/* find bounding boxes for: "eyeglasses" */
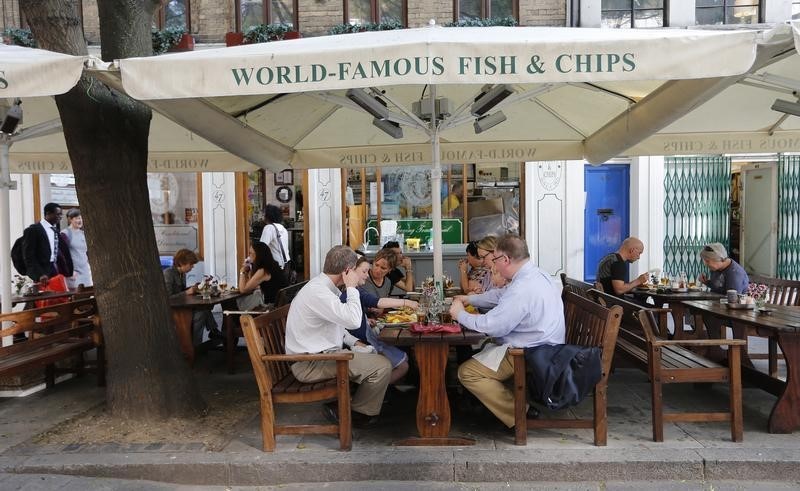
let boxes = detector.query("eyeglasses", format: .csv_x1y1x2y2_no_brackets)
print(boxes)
477,249,493,260
491,254,508,263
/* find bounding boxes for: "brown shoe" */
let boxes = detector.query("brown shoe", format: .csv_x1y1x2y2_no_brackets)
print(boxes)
351,411,380,429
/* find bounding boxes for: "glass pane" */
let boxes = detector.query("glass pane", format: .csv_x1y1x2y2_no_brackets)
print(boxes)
164,0,188,29
601,11,632,28
696,7,724,24
241,0,264,30
348,0,372,24
793,2,800,20
634,0,663,8
602,0,631,9
459,0,481,20
726,6,758,24
696,0,723,7
270,0,294,28
633,9,663,27
379,0,403,23
732,0,758,6
490,0,513,18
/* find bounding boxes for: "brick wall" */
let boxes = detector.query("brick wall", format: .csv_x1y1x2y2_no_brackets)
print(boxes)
298,0,344,37
82,0,100,45
408,1,453,28
192,0,233,43
519,0,567,26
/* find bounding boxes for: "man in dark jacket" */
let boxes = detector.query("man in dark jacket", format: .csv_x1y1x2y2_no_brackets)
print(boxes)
22,202,72,283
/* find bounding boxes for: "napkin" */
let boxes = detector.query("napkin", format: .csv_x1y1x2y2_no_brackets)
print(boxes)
409,322,462,334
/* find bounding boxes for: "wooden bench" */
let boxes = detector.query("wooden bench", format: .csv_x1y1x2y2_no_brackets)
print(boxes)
241,305,353,451
275,280,309,307
510,291,622,446
589,289,744,442
559,273,595,300
747,274,800,377
0,298,105,388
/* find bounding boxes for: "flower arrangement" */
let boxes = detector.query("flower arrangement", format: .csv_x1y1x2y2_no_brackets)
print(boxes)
746,283,769,308
13,274,32,295
196,275,219,297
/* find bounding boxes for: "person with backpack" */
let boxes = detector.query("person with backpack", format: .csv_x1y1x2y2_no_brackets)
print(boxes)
18,203,73,284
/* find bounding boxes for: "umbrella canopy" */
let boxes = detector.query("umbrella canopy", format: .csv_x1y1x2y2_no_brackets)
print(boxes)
99,24,795,279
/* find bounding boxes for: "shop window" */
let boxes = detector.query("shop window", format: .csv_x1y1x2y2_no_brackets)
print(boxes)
455,0,518,21
793,1,800,20
155,0,191,30
696,0,760,25
601,0,665,28
238,0,298,32
344,0,407,25
147,173,202,255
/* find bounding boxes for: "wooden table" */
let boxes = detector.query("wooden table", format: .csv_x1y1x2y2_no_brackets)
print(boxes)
683,300,800,433
10,287,94,307
169,291,244,365
379,325,486,446
629,288,723,339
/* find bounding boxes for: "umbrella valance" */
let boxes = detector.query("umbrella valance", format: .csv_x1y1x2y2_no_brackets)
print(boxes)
117,26,759,100
0,44,86,97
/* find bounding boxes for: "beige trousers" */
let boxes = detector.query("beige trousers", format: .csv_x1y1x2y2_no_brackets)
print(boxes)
291,351,392,416
458,350,517,428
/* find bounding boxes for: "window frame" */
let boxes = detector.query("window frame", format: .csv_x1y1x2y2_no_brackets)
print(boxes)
453,0,519,22
792,0,800,19
600,0,668,28
343,0,408,25
236,0,300,32
695,0,762,25
155,0,192,31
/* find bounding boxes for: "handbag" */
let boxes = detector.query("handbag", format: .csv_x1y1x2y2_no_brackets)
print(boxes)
236,288,265,311
272,224,298,284
35,274,70,308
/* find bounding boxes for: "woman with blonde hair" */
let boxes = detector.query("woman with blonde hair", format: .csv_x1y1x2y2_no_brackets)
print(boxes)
475,235,498,292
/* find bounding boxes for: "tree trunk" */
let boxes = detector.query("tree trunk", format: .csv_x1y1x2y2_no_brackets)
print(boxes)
21,0,206,419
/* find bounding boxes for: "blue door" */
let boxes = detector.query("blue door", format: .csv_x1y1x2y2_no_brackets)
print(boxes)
584,165,630,283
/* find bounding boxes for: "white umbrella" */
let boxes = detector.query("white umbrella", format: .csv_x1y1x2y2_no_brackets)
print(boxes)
0,44,87,334
100,24,785,280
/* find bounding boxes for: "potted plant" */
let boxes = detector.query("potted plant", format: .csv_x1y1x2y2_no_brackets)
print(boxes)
3,27,36,47
151,26,192,55
443,17,518,27
225,31,245,46
328,20,403,35
243,23,293,44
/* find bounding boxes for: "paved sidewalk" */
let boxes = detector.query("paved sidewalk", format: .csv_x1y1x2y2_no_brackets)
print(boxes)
1,346,800,487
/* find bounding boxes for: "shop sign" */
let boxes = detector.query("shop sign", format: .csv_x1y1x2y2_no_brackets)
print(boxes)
154,224,198,254
366,218,462,245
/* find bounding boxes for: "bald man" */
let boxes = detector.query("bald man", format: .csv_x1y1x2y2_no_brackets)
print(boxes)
595,237,649,296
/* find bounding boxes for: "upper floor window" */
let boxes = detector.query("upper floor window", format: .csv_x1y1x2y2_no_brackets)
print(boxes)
601,0,665,28
455,0,518,21
696,0,761,25
345,0,407,25
238,0,298,31
155,0,191,30
793,0,800,20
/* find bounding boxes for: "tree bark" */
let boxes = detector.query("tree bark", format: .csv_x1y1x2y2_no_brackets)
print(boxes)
21,0,206,419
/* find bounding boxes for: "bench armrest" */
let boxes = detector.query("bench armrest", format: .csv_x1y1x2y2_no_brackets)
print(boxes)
651,338,747,348
508,348,524,356
262,352,354,363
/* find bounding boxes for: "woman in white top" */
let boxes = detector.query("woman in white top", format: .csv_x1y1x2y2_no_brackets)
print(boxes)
63,208,92,288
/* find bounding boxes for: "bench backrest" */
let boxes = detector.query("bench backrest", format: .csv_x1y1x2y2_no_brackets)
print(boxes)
275,281,309,307
560,273,595,300
562,291,623,378
587,289,670,342
0,298,100,357
749,274,800,307
241,305,291,394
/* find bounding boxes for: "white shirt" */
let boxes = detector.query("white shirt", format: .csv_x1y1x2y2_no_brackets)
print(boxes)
259,222,290,267
40,219,57,262
285,273,362,354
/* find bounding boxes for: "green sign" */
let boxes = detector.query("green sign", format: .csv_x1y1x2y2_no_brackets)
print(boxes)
365,219,462,245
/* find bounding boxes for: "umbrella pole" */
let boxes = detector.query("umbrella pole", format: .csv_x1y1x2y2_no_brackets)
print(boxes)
430,85,443,282
1,140,12,345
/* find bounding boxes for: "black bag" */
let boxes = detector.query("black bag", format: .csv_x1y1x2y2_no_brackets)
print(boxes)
11,234,26,275
524,344,602,410
272,224,297,284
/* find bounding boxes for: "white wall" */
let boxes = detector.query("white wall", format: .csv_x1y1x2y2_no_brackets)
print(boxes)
764,0,793,22
526,160,567,277
564,160,586,280
201,172,238,285
307,169,343,277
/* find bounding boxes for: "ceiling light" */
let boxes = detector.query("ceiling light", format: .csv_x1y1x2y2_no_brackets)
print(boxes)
771,99,800,117
372,117,403,139
346,88,391,119
0,98,22,134
471,84,513,117
473,111,507,134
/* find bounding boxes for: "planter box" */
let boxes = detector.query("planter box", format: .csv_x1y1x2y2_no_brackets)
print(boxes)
284,31,301,40
169,33,195,52
225,31,245,47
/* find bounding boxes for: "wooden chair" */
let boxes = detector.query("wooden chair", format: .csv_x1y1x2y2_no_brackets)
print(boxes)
275,280,309,307
559,273,595,300
748,274,800,377
510,291,622,446
240,306,353,451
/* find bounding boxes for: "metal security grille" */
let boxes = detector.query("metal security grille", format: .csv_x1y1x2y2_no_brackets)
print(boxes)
778,155,800,280
663,156,731,280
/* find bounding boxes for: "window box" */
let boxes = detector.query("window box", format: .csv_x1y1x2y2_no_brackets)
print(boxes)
168,33,194,52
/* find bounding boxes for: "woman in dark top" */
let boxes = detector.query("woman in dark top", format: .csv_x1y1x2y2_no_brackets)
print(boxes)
163,248,219,345
239,240,288,305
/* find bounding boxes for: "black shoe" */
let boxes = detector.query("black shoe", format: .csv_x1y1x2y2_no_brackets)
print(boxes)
208,328,224,340
322,402,339,425
526,405,540,420
351,411,380,429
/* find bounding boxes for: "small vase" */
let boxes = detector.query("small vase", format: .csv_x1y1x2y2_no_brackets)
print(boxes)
755,298,766,311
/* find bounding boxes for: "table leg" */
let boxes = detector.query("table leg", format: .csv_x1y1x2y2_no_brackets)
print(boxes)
769,332,800,433
669,303,690,339
394,342,474,446
171,308,195,365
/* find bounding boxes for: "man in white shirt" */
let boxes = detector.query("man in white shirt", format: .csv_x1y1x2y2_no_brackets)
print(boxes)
286,245,392,428
259,204,290,267
449,234,565,429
